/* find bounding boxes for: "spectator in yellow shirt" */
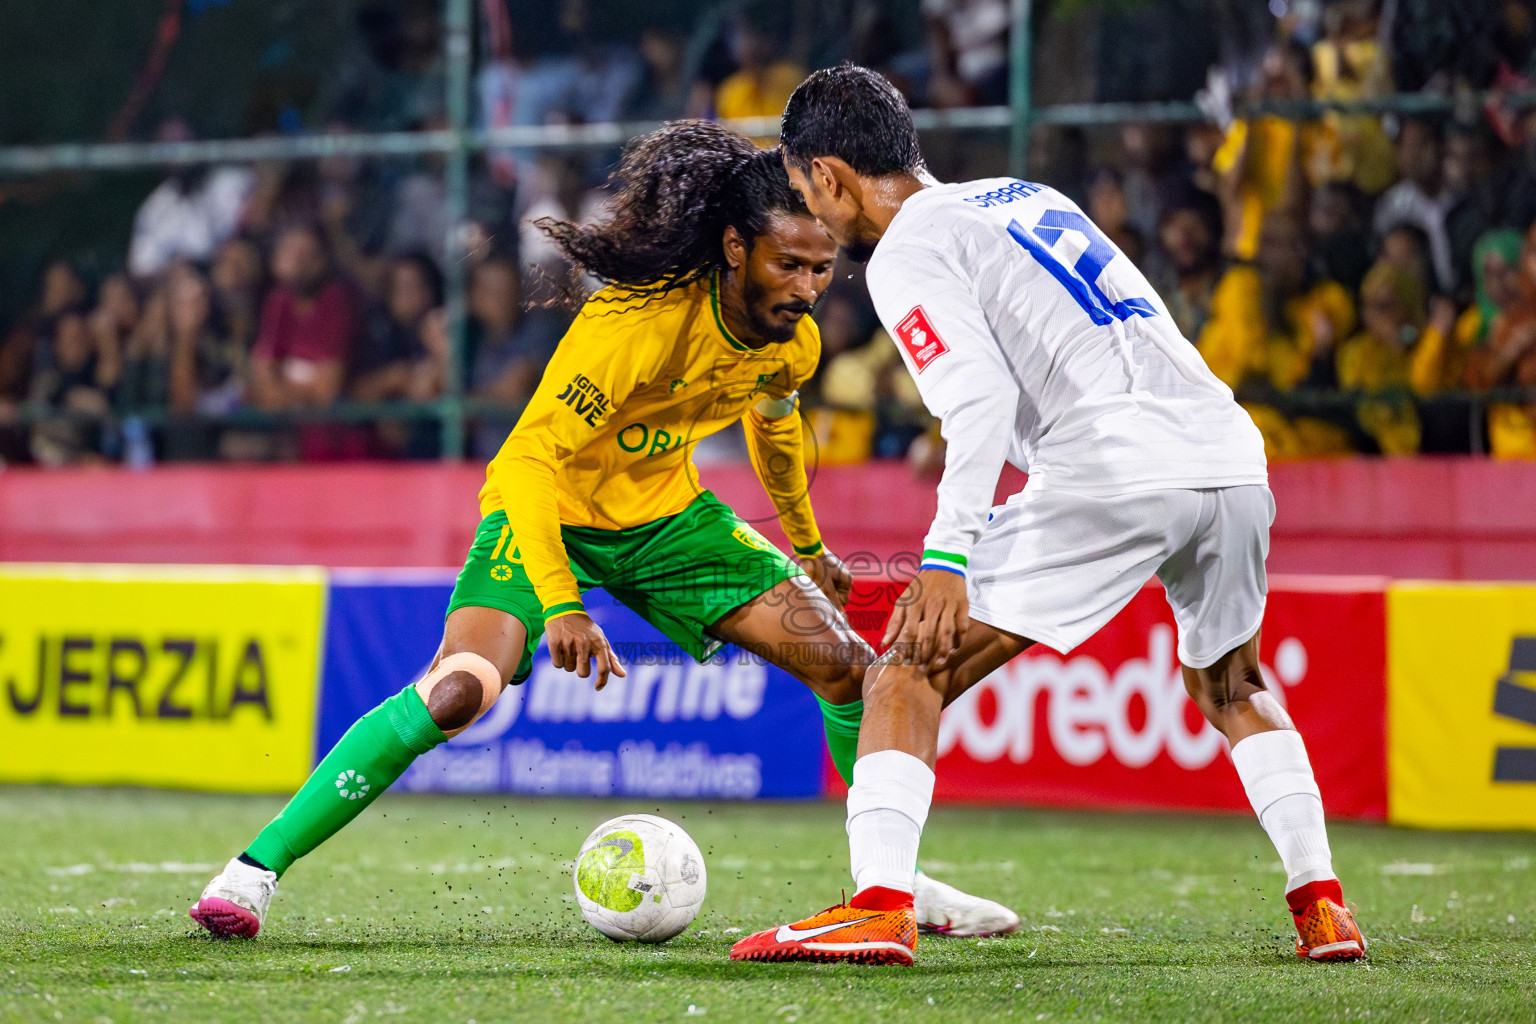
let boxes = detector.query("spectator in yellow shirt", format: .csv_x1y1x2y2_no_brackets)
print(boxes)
1409,230,1521,405
1210,43,1324,261
1197,214,1357,460
1307,3,1396,196
1198,214,1355,395
1336,261,1448,455
1470,225,1536,458
714,12,805,140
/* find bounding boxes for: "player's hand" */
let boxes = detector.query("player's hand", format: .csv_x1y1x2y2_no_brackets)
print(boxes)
545,613,627,690
796,549,853,610
882,568,969,669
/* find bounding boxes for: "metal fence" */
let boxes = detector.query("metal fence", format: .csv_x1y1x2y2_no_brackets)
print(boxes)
2,0,1533,459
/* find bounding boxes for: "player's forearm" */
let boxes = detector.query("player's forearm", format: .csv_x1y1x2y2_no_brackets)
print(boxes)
921,393,1014,574
491,444,585,618
745,404,824,558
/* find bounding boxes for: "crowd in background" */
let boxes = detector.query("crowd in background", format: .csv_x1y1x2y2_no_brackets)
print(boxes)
4,0,1536,467
0,164,569,465
1093,0,1536,462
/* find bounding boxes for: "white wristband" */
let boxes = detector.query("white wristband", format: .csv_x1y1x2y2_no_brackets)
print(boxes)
754,390,798,419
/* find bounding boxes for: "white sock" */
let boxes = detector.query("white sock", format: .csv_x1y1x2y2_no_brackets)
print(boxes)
846,750,935,895
1231,730,1336,893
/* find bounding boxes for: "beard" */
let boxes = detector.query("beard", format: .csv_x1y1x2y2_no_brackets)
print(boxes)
742,271,813,344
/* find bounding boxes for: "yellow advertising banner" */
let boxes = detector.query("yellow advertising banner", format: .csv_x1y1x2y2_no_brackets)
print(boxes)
1388,583,1536,829
0,564,326,792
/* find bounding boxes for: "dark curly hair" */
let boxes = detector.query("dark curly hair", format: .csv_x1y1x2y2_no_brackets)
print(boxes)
535,120,808,303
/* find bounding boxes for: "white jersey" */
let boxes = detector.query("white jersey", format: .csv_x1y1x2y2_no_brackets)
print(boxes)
864,177,1267,573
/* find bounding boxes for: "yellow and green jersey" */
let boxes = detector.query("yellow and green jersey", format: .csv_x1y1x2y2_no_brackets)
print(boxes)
479,274,825,620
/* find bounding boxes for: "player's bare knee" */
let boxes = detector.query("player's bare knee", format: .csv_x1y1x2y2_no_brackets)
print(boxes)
414,651,504,734
425,670,485,731
811,657,863,705
862,652,941,703
841,641,877,691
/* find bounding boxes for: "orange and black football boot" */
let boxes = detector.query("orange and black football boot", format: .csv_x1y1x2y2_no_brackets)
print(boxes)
1289,879,1366,961
730,887,917,965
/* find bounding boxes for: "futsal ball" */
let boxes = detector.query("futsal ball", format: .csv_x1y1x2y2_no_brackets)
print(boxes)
573,813,707,942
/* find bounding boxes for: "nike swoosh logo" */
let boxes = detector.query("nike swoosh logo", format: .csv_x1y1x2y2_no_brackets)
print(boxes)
774,915,881,943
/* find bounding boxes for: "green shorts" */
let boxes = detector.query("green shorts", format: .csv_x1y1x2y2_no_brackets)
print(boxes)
447,490,805,683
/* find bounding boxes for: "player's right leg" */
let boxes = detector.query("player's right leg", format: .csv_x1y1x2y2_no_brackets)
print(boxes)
734,488,1195,966
708,572,1022,937
620,491,1019,938
730,621,1030,964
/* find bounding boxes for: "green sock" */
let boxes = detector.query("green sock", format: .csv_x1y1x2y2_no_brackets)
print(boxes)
816,695,864,787
245,686,445,877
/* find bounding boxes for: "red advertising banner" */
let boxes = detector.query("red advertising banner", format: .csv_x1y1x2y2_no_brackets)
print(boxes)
833,577,1388,820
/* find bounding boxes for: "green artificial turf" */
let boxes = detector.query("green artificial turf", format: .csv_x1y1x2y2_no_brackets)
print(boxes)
3,786,1533,1023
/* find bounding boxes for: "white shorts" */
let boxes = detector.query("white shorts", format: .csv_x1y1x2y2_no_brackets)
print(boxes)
966,485,1274,669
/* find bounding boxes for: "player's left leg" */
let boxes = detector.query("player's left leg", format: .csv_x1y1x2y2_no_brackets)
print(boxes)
192,507,555,939
1166,485,1364,961
708,574,1021,938
190,607,524,938
706,573,865,774
240,610,518,873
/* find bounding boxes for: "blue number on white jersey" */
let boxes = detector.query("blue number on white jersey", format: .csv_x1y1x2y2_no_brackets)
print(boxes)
1007,210,1157,326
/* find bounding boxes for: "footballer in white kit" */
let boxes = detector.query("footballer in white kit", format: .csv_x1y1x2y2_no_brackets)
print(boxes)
867,172,1273,668
730,64,1367,967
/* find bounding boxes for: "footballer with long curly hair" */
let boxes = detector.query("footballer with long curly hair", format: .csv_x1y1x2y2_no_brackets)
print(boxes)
188,120,1018,941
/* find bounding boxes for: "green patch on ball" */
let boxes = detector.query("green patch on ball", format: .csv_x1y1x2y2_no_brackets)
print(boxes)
575,830,646,912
